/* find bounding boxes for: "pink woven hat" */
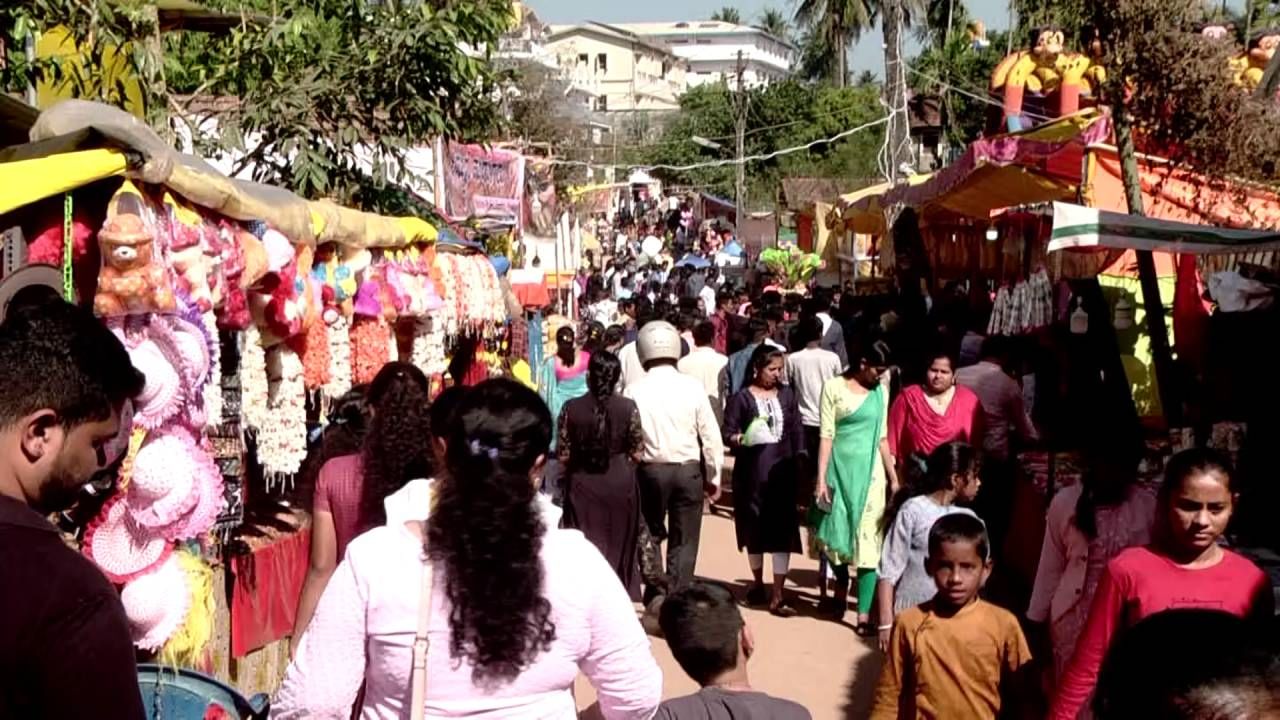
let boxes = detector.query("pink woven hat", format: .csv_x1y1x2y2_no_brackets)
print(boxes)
127,427,225,541
126,432,199,536
121,554,190,651
83,495,172,584
126,336,185,430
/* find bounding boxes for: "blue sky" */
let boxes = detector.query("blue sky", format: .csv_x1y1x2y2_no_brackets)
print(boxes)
526,0,1014,76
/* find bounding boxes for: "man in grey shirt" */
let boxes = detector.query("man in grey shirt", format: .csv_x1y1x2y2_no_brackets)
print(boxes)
657,583,812,720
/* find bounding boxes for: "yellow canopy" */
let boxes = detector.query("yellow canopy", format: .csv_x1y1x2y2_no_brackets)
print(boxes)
0,148,128,215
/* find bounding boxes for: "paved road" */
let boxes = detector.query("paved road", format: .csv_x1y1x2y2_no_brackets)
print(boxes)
576,502,884,719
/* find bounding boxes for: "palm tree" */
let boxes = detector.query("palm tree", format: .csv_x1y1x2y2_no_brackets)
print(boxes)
794,0,878,86
755,7,791,40
711,7,743,24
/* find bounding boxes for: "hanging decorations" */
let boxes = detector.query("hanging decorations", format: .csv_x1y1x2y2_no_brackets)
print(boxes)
260,344,307,482
987,268,1054,336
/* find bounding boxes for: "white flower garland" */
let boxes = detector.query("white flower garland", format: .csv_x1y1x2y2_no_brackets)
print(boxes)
323,315,352,408
240,324,268,432
261,344,306,484
201,310,223,429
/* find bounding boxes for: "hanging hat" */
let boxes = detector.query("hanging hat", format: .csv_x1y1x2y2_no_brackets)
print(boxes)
127,433,199,533
126,337,184,430
162,315,213,389
127,429,224,540
83,495,172,584
121,554,191,651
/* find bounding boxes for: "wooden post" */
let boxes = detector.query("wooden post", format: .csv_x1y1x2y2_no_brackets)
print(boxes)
1112,107,1182,427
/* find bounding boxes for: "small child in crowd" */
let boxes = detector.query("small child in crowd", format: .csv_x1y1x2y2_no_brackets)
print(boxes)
657,583,812,719
872,513,1033,720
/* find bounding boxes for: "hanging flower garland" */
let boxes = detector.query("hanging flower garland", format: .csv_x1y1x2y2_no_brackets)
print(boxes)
240,324,268,432
323,315,352,406
260,344,306,483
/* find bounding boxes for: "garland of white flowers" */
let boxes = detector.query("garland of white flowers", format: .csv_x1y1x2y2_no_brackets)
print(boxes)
322,315,352,411
201,310,223,429
261,344,306,485
240,324,268,433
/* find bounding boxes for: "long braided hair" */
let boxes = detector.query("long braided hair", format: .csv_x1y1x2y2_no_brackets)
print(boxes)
579,350,622,474
357,362,432,530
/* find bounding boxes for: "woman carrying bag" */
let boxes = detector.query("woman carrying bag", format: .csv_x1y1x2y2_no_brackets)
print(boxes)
274,379,662,719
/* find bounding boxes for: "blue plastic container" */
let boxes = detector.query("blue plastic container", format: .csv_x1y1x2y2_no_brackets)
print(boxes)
136,664,269,720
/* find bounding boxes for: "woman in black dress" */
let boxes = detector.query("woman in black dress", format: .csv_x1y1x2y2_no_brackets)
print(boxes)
557,350,644,600
723,344,805,616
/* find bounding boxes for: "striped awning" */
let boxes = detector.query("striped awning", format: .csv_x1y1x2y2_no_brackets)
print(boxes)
1048,201,1280,255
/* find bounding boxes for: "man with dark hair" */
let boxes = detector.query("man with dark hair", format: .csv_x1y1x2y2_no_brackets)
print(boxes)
679,321,730,427
802,292,848,368
727,317,786,395
657,583,811,719
785,315,842,503
955,334,1037,551
0,298,146,718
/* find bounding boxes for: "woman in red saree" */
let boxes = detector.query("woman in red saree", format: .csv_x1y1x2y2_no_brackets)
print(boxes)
886,348,983,477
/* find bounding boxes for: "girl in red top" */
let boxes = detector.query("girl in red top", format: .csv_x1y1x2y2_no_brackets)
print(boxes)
1049,448,1274,719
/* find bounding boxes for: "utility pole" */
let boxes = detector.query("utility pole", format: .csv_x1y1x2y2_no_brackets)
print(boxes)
731,50,748,227
882,0,911,182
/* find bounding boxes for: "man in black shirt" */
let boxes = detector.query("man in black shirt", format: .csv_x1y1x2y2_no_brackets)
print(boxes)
0,297,146,719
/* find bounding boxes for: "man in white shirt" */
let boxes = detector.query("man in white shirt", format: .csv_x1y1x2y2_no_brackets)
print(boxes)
784,317,843,494
625,320,724,599
678,321,730,427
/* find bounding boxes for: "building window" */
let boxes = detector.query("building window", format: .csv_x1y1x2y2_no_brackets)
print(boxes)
577,53,588,65
595,96,608,111
596,53,608,72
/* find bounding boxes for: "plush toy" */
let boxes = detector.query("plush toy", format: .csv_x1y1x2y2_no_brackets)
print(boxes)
1236,29,1280,91
990,27,1068,132
94,181,176,317
215,222,251,331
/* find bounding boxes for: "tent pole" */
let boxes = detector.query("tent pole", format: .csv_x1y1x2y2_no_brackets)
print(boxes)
1113,107,1181,427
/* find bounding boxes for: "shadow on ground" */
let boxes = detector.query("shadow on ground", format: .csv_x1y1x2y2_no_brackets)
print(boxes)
841,645,884,719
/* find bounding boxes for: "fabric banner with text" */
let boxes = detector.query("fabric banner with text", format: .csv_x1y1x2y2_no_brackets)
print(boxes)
443,142,526,230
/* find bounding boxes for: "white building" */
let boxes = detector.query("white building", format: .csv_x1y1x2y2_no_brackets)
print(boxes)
545,22,689,112
613,21,795,90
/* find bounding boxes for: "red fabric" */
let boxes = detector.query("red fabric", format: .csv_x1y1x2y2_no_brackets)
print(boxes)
230,529,311,658
1172,253,1210,374
1049,546,1271,720
886,384,983,459
511,282,549,308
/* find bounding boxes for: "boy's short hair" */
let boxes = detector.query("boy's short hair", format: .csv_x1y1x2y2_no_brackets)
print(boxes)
658,583,743,686
927,513,990,561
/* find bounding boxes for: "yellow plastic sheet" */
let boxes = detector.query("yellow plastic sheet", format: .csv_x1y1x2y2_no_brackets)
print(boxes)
0,148,128,216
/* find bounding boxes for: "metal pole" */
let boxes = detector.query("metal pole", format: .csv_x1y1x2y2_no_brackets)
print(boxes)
733,50,747,228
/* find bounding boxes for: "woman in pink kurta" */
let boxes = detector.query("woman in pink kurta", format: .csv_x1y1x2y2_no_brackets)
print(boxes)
886,350,983,463
274,379,662,720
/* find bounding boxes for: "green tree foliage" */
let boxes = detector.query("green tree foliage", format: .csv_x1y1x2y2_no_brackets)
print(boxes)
908,29,1009,145
636,81,885,207
2,0,513,213
755,8,791,40
794,0,878,86
711,7,743,24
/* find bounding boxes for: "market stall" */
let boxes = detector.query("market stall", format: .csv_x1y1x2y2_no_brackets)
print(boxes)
0,98,514,701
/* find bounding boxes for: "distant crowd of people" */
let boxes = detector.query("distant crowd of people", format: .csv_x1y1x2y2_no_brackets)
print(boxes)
0,277,1276,719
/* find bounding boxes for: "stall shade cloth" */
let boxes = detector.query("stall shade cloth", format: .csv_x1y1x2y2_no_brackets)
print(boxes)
0,148,128,215
1048,202,1280,255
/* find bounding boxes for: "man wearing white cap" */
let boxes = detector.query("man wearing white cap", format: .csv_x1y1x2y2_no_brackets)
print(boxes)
625,320,724,601
0,292,146,719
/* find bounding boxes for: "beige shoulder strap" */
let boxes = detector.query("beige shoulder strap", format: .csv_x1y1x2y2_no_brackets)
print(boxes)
409,556,434,720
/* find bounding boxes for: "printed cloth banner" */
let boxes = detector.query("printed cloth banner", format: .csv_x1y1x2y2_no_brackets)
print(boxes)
443,142,526,230
1048,201,1280,255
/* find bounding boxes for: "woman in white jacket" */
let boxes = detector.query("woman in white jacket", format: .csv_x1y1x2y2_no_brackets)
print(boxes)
275,380,662,719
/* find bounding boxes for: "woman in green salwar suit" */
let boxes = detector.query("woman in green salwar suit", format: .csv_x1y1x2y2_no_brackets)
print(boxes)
811,340,899,629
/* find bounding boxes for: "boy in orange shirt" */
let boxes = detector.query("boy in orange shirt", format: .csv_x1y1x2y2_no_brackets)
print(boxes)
872,514,1033,720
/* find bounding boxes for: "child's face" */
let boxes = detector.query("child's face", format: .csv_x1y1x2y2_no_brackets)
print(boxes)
1164,470,1234,556
926,539,991,608
953,470,982,503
